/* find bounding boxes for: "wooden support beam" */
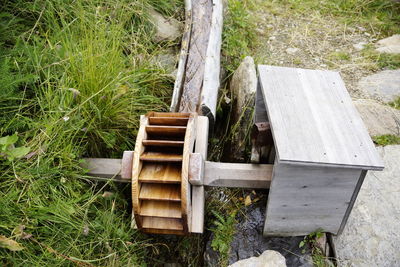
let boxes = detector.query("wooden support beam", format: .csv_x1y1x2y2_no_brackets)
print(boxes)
82,158,272,189
203,162,272,189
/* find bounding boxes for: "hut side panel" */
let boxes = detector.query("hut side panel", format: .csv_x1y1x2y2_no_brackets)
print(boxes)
264,163,362,236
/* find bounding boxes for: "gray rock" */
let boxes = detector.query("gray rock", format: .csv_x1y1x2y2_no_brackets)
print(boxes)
376,34,400,54
204,193,313,267
354,99,400,136
357,70,400,103
334,145,400,267
150,49,178,73
228,250,287,267
149,9,181,42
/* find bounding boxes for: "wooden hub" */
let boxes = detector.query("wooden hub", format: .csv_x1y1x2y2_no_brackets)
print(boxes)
131,112,197,234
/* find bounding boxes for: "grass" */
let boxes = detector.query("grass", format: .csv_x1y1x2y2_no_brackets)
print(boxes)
0,0,182,265
373,134,400,146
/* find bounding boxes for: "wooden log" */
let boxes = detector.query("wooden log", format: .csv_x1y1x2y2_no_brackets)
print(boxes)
203,162,272,188
170,0,192,112
200,0,223,125
179,0,213,114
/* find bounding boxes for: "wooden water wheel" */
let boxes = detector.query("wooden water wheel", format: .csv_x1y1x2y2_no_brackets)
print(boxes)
131,112,197,234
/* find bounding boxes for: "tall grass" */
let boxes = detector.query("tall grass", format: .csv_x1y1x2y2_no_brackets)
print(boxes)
0,0,182,265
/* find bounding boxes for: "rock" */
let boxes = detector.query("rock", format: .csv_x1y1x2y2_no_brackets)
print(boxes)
150,48,178,73
353,99,400,136
204,193,313,267
149,9,181,42
228,56,257,161
357,70,400,103
334,145,400,267
353,41,367,51
228,250,287,267
375,34,400,54
286,47,299,55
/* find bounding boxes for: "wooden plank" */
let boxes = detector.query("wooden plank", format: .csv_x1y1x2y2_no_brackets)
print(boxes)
264,163,361,236
81,158,123,180
138,162,181,183
140,152,183,162
142,140,184,147
181,113,197,233
140,200,182,218
149,117,189,126
139,183,181,201
146,125,187,136
179,0,213,113
191,115,209,233
121,151,134,179
204,162,273,188
142,217,183,231
152,112,190,118
170,0,192,112
200,0,223,123
188,153,204,186
338,170,368,235
132,115,148,221
258,65,383,170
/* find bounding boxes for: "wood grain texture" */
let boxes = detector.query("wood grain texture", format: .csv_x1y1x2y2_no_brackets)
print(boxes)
146,125,187,136
170,0,192,112
142,217,183,231
149,117,189,126
138,162,181,183
140,152,183,162
264,163,361,236
139,183,181,201
179,0,212,113
81,158,122,179
204,162,272,188
191,116,209,233
140,200,181,218
121,151,134,179
132,115,148,216
181,113,197,232
258,65,383,170
188,152,204,185
142,140,185,147
200,0,223,122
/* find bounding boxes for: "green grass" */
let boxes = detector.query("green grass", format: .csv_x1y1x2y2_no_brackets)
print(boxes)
221,0,257,74
373,134,400,146
0,0,182,265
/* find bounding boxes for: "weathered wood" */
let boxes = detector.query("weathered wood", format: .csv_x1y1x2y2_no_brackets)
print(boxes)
258,65,384,170
200,0,223,124
191,115,209,233
179,0,212,113
188,152,204,186
264,163,361,236
181,113,197,232
170,0,192,112
204,162,273,188
83,157,273,188
81,158,125,181
121,151,134,179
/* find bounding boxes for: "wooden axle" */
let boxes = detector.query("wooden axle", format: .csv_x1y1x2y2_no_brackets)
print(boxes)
82,156,273,189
